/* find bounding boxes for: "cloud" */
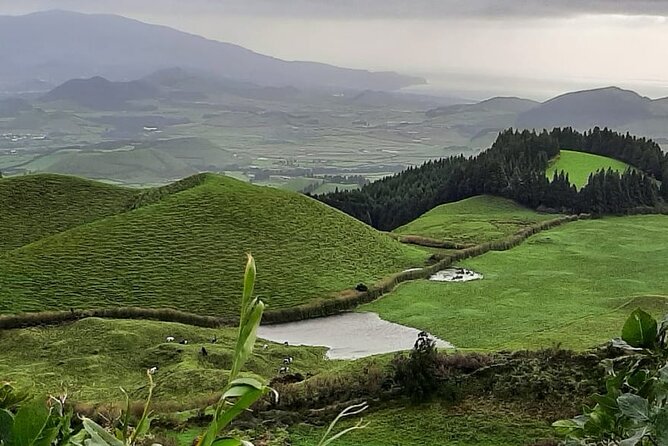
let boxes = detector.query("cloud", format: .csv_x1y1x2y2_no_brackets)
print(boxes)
4,0,668,19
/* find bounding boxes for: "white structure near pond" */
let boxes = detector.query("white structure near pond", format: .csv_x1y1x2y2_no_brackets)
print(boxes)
430,267,483,282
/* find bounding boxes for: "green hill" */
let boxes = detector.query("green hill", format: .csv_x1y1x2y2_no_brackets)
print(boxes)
393,195,559,246
0,174,140,252
0,174,424,317
547,150,631,188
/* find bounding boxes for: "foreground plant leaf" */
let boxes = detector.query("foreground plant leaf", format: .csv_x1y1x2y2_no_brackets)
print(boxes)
622,309,657,349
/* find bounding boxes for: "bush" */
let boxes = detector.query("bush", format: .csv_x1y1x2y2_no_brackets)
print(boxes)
391,334,440,403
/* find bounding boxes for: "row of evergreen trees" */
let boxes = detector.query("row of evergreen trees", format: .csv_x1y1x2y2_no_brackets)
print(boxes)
317,127,667,231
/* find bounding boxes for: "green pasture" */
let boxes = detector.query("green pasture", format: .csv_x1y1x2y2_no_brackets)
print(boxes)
289,402,554,446
368,215,668,350
0,317,329,404
547,150,631,188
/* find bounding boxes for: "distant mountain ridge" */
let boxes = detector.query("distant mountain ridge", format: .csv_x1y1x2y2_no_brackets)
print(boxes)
0,10,424,91
424,87,668,144
516,86,668,129
41,76,159,110
426,97,539,118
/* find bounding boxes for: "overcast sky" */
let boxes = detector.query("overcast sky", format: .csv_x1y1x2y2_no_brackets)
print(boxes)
2,0,668,99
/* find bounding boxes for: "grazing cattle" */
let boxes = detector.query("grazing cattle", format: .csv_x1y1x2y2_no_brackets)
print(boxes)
200,347,208,356
279,366,290,374
283,341,289,346
283,356,293,365
148,366,158,374
262,344,269,350
179,339,188,345
210,337,217,344
166,336,175,342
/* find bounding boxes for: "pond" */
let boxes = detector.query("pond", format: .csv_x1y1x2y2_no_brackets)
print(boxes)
258,312,453,360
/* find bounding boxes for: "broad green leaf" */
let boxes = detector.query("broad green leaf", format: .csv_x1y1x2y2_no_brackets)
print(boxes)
0,385,28,411
228,378,265,391
617,394,650,422
620,426,649,446
622,309,657,348
68,429,88,446
592,394,618,412
653,407,668,446
584,406,615,436
658,364,668,383
81,418,124,446
0,409,13,442
553,419,583,436
222,384,259,400
11,400,52,446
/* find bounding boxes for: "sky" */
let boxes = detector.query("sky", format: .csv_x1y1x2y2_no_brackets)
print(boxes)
2,0,668,100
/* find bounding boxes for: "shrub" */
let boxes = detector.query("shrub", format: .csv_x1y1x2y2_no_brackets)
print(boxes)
391,334,440,403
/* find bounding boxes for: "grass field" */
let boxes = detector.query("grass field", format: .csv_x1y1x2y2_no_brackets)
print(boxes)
547,150,631,188
367,215,668,350
289,402,555,446
0,173,425,317
393,195,559,245
0,317,330,404
0,174,139,251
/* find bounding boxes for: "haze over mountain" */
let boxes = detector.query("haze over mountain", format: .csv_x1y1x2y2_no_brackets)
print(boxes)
0,10,424,92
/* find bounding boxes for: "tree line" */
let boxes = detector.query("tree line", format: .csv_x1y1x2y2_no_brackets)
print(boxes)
316,127,668,231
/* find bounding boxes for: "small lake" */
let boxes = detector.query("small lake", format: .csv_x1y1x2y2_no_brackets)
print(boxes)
258,312,453,360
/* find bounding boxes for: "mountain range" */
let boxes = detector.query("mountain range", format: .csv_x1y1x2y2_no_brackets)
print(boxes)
0,10,424,92
425,86,668,146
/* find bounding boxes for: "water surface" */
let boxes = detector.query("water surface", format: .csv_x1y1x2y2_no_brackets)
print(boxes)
258,312,453,359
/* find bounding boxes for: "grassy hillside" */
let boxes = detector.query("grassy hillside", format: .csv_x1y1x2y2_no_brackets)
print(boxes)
0,174,139,251
393,195,559,245
368,215,668,350
547,150,631,188
0,317,329,404
0,174,425,316
290,403,554,446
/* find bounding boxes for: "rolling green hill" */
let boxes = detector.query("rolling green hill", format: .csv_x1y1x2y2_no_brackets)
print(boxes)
0,173,425,317
393,195,559,245
368,215,668,351
0,174,140,252
547,150,631,188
